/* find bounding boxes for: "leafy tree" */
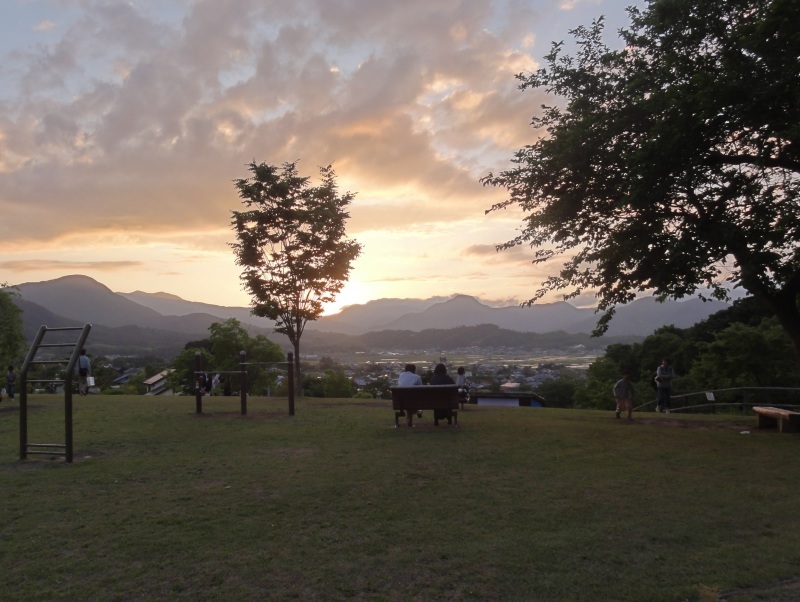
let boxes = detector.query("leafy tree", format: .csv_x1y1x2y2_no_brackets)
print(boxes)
0,285,26,366
207,319,250,371
688,296,775,344
87,355,123,392
535,375,580,408
360,376,393,400
638,327,691,377
602,343,644,381
118,372,148,395
231,161,362,396
169,348,214,395
576,356,621,409
483,0,800,364
689,318,800,389
170,319,284,396
303,369,355,398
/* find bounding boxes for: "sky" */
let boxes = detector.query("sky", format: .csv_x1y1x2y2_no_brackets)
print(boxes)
0,0,644,314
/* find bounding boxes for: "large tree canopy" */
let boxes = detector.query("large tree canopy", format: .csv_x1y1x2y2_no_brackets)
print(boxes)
482,0,800,363
231,162,362,394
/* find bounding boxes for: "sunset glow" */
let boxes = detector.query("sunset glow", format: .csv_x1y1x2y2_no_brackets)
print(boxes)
0,0,642,311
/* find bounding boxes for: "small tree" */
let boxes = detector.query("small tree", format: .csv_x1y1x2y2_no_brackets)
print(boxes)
0,285,26,367
482,0,800,364
169,319,284,396
231,161,362,396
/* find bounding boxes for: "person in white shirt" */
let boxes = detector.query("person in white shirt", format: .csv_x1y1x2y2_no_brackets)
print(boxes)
397,364,423,386
397,363,423,418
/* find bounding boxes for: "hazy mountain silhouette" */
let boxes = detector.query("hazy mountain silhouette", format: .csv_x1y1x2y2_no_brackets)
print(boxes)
15,275,252,335
14,297,194,359
10,275,732,358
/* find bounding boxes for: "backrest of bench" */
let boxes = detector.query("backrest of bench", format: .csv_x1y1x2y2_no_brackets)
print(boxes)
390,385,459,410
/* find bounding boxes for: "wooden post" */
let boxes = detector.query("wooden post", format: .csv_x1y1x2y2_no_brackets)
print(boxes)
287,352,295,416
240,350,247,416
194,352,202,414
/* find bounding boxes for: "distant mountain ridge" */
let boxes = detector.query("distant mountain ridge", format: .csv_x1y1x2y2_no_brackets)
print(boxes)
8,274,732,358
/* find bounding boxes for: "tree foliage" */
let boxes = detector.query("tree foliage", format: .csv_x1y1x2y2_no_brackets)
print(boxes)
303,369,355,398
169,319,285,395
482,0,800,363
573,301,799,410
231,162,362,395
0,285,26,366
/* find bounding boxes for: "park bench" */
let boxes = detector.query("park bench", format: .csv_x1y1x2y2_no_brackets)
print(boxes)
752,406,800,434
390,385,459,427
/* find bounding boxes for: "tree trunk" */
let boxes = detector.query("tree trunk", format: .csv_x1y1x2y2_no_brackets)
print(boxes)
293,340,302,398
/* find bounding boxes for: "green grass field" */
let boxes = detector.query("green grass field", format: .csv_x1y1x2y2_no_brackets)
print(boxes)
1,395,798,601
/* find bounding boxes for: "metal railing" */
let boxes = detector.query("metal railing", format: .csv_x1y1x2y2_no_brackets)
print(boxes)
635,386,800,414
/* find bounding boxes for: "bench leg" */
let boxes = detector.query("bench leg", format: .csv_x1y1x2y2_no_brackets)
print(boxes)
757,414,777,429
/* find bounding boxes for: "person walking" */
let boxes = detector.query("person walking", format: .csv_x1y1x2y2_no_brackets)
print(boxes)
6,365,16,402
613,371,635,421
76,349,92,396
655,358,675,413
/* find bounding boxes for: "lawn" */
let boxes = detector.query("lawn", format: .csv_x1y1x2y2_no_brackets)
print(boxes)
1,395,798,601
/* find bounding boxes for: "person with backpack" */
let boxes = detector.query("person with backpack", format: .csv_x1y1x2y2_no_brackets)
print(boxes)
76,349,92,396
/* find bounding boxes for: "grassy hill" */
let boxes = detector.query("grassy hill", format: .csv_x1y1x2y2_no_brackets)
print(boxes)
1,396,798,600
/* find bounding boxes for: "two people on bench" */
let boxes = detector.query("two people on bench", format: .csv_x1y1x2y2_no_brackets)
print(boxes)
397,363,456,423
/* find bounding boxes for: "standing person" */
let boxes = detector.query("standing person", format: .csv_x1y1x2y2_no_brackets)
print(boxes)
613,372,635,421
6,365,16,402
76,349,91,396
455,366,469,409
655,358,675,413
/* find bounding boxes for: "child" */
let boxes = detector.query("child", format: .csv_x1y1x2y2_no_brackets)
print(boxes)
613,372,635,421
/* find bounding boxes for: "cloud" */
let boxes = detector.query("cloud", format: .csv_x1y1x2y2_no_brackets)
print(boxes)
34,20,57,32
0,259,144,272
0,0,642,306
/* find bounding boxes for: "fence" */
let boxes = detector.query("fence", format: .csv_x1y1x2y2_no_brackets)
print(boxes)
635,386,800,414
194,351,295,416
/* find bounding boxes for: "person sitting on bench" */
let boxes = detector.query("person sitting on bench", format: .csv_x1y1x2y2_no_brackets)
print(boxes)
397,364,423,418
430,363,455,424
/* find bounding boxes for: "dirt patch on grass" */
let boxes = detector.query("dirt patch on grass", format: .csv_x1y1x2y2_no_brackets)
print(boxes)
719,577,800,601
255,447,316,457
635,417,752,431
0,404,46,414
192,411,287,420
305,401,387,409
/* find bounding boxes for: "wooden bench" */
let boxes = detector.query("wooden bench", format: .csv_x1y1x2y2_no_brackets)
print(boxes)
390,385,459,427
753,406,800,433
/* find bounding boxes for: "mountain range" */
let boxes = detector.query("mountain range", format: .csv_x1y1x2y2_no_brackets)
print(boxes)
8,274,731,358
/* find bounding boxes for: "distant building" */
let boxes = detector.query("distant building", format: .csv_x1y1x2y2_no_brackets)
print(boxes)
113,368,141,386
144,369,175,396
